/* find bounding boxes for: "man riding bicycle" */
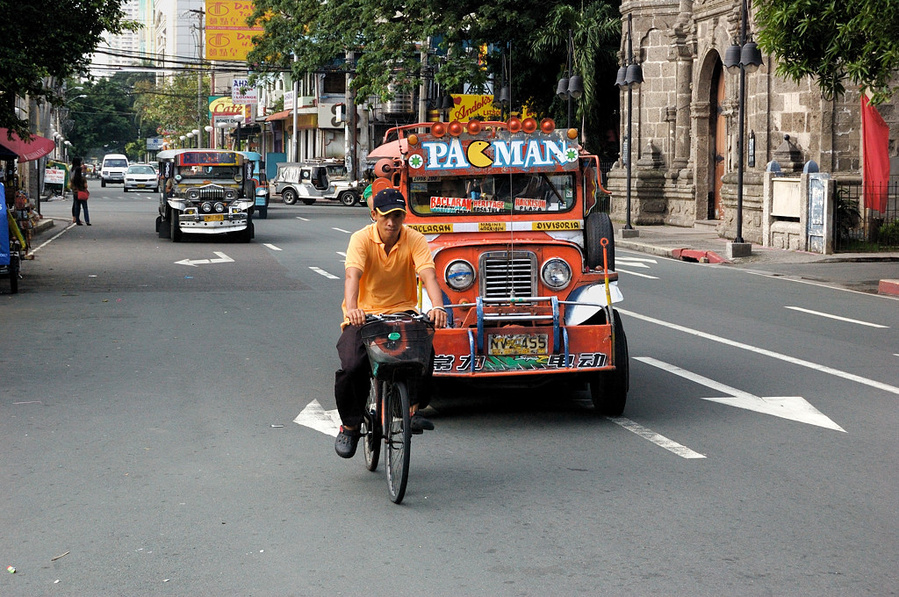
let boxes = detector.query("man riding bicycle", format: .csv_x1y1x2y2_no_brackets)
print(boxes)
335,188,448,459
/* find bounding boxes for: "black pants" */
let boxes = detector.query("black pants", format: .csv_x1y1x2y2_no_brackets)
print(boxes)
72,199,90,224
334,324,433,428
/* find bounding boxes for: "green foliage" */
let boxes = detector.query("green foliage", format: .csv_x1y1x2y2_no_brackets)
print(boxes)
877,219,899,247
66,75,145,160
132,74,209,140
0,0,137,138
755,0,899,104
246,0,621,152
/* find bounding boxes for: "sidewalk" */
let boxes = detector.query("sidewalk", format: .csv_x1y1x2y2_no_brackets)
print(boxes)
615,224,899,297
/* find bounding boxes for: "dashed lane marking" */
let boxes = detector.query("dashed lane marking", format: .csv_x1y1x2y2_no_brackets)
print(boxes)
309,266,339,280
785,306,889,329
608,417,706,459
263,243,282,251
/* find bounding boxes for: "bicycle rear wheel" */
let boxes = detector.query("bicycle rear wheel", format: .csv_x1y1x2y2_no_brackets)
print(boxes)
384,379,411,504
362,379,382,471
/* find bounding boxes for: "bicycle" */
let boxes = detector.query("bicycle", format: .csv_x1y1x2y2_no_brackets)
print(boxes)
359,313,434,504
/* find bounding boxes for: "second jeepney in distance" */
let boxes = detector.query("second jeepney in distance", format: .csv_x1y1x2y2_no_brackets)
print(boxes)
156,149,255,242
368,117,628,415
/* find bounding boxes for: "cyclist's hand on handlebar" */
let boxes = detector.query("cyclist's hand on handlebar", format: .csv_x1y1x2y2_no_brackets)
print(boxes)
427,307,447,328
346,308,366,326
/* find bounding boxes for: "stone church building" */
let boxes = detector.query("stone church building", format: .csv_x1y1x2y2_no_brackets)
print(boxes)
605,0,898,247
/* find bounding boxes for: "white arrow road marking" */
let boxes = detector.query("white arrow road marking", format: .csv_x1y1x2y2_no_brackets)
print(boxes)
294,399,342,437
616,268,659,279
619,309,899,396
263,243,282,251
296,216,309,221
785,306,889,328
616,259,653,268
309,266,339,279
636,356,846,432
608,417,706,459
618,256,658,264
333,227,352,234
174,252,234,267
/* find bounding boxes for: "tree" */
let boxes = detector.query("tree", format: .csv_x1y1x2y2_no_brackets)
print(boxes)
754,0,899,104
132,74,208,144
246,0,622,152
67,74,154,160
0,0,135,138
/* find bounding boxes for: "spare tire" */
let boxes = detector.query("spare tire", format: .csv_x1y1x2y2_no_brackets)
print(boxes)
584,212,615,271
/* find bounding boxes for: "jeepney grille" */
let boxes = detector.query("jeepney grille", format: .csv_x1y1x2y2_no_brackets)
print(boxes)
479,251,537,298
197,186,225,201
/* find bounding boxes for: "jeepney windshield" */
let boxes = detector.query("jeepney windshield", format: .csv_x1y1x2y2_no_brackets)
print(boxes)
409,173,576,216
176,164,240,180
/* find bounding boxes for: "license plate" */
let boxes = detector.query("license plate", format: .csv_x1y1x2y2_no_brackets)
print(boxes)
204,214,224,222
136,184,146,187
487,333,549,355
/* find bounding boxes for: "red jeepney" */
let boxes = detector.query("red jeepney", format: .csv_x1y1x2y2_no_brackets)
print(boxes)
369,117,628,415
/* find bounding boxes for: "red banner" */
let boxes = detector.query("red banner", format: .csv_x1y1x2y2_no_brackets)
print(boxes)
861,95,889,213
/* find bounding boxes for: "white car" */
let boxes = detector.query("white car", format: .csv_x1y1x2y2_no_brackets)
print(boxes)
123,165,159,193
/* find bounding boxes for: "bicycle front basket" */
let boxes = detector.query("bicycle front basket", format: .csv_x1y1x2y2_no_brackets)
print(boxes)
361,319,434,377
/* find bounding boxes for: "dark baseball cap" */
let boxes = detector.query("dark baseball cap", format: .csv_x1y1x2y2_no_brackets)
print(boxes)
372,188,406,215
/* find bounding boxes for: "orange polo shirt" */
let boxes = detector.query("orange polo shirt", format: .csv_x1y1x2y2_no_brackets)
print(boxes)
341,223,435,325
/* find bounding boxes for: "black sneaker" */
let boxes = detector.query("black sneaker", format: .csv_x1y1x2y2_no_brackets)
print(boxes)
410,414,435,435
335,426,361,458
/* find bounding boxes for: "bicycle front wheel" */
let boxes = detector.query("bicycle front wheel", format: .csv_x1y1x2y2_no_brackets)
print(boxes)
384,379,411,504
362,379,382,472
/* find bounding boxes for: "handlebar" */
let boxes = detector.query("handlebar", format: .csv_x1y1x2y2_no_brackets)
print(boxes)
364,312,432,325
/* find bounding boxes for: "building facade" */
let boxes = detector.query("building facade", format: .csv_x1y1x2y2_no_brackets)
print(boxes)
606,0,898,245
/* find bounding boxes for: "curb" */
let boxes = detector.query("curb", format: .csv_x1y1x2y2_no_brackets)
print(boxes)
878,279,899,297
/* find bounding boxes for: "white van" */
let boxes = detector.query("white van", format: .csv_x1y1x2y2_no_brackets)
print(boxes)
100,154,129,187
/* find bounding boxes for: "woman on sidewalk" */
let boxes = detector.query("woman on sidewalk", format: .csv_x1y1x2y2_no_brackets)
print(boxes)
69,157,90,226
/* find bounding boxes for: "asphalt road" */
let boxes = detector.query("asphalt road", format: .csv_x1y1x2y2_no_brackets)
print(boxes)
2,186,897,596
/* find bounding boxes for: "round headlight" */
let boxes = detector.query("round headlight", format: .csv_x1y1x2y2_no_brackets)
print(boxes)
541,258,572,290
187,189,200,201
224,189,238,200
214,202,226,213
445,260,475,291
200,201,214,213
175,174,182,182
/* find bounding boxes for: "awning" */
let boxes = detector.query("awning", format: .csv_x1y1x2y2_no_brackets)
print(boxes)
368,138,408,160
264,109,293,121
0,128,56,162
264,110,318,129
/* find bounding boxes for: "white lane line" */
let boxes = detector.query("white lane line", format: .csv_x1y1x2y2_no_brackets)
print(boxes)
636,357,845,431
336,251,347,257
608,417,706,459
618,308,899,396
616,268,659,279
785,306,889,329
30,222,75,253
263,243,282,251
618,256,658,264
309,266,339,279
332,227,352,234
296,216,309,221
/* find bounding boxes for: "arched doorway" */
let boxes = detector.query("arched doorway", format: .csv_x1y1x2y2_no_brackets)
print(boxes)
709,61,725,220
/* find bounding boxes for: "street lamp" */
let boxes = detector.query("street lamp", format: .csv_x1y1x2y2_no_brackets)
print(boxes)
556,29,584,129
615,13,643,233
723,0,762,249
204,125,213,149
233,114,245,151
191,129,200,148
216,121,229,149
186,132,195,148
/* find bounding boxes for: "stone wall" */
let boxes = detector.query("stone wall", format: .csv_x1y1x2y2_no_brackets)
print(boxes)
607,0,896,242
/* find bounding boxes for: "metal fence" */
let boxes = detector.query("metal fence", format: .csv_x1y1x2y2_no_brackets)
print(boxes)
833,177,899,252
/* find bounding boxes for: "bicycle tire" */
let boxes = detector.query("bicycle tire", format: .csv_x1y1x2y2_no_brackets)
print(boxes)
384,378,411,504
362,379,382,472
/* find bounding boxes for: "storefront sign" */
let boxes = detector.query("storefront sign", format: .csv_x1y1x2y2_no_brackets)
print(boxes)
205,0,263,61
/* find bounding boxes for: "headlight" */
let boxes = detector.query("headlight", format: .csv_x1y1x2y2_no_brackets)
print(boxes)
200,201,214,213
541,258,572,290
175,175,182,182
444,260,475,291
187,189,201,201
224,189,238,200
214,202,226,213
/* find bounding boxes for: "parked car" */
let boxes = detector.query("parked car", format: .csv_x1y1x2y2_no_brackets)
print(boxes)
272,160,363,206
123,164,159,193
100,153,129,187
